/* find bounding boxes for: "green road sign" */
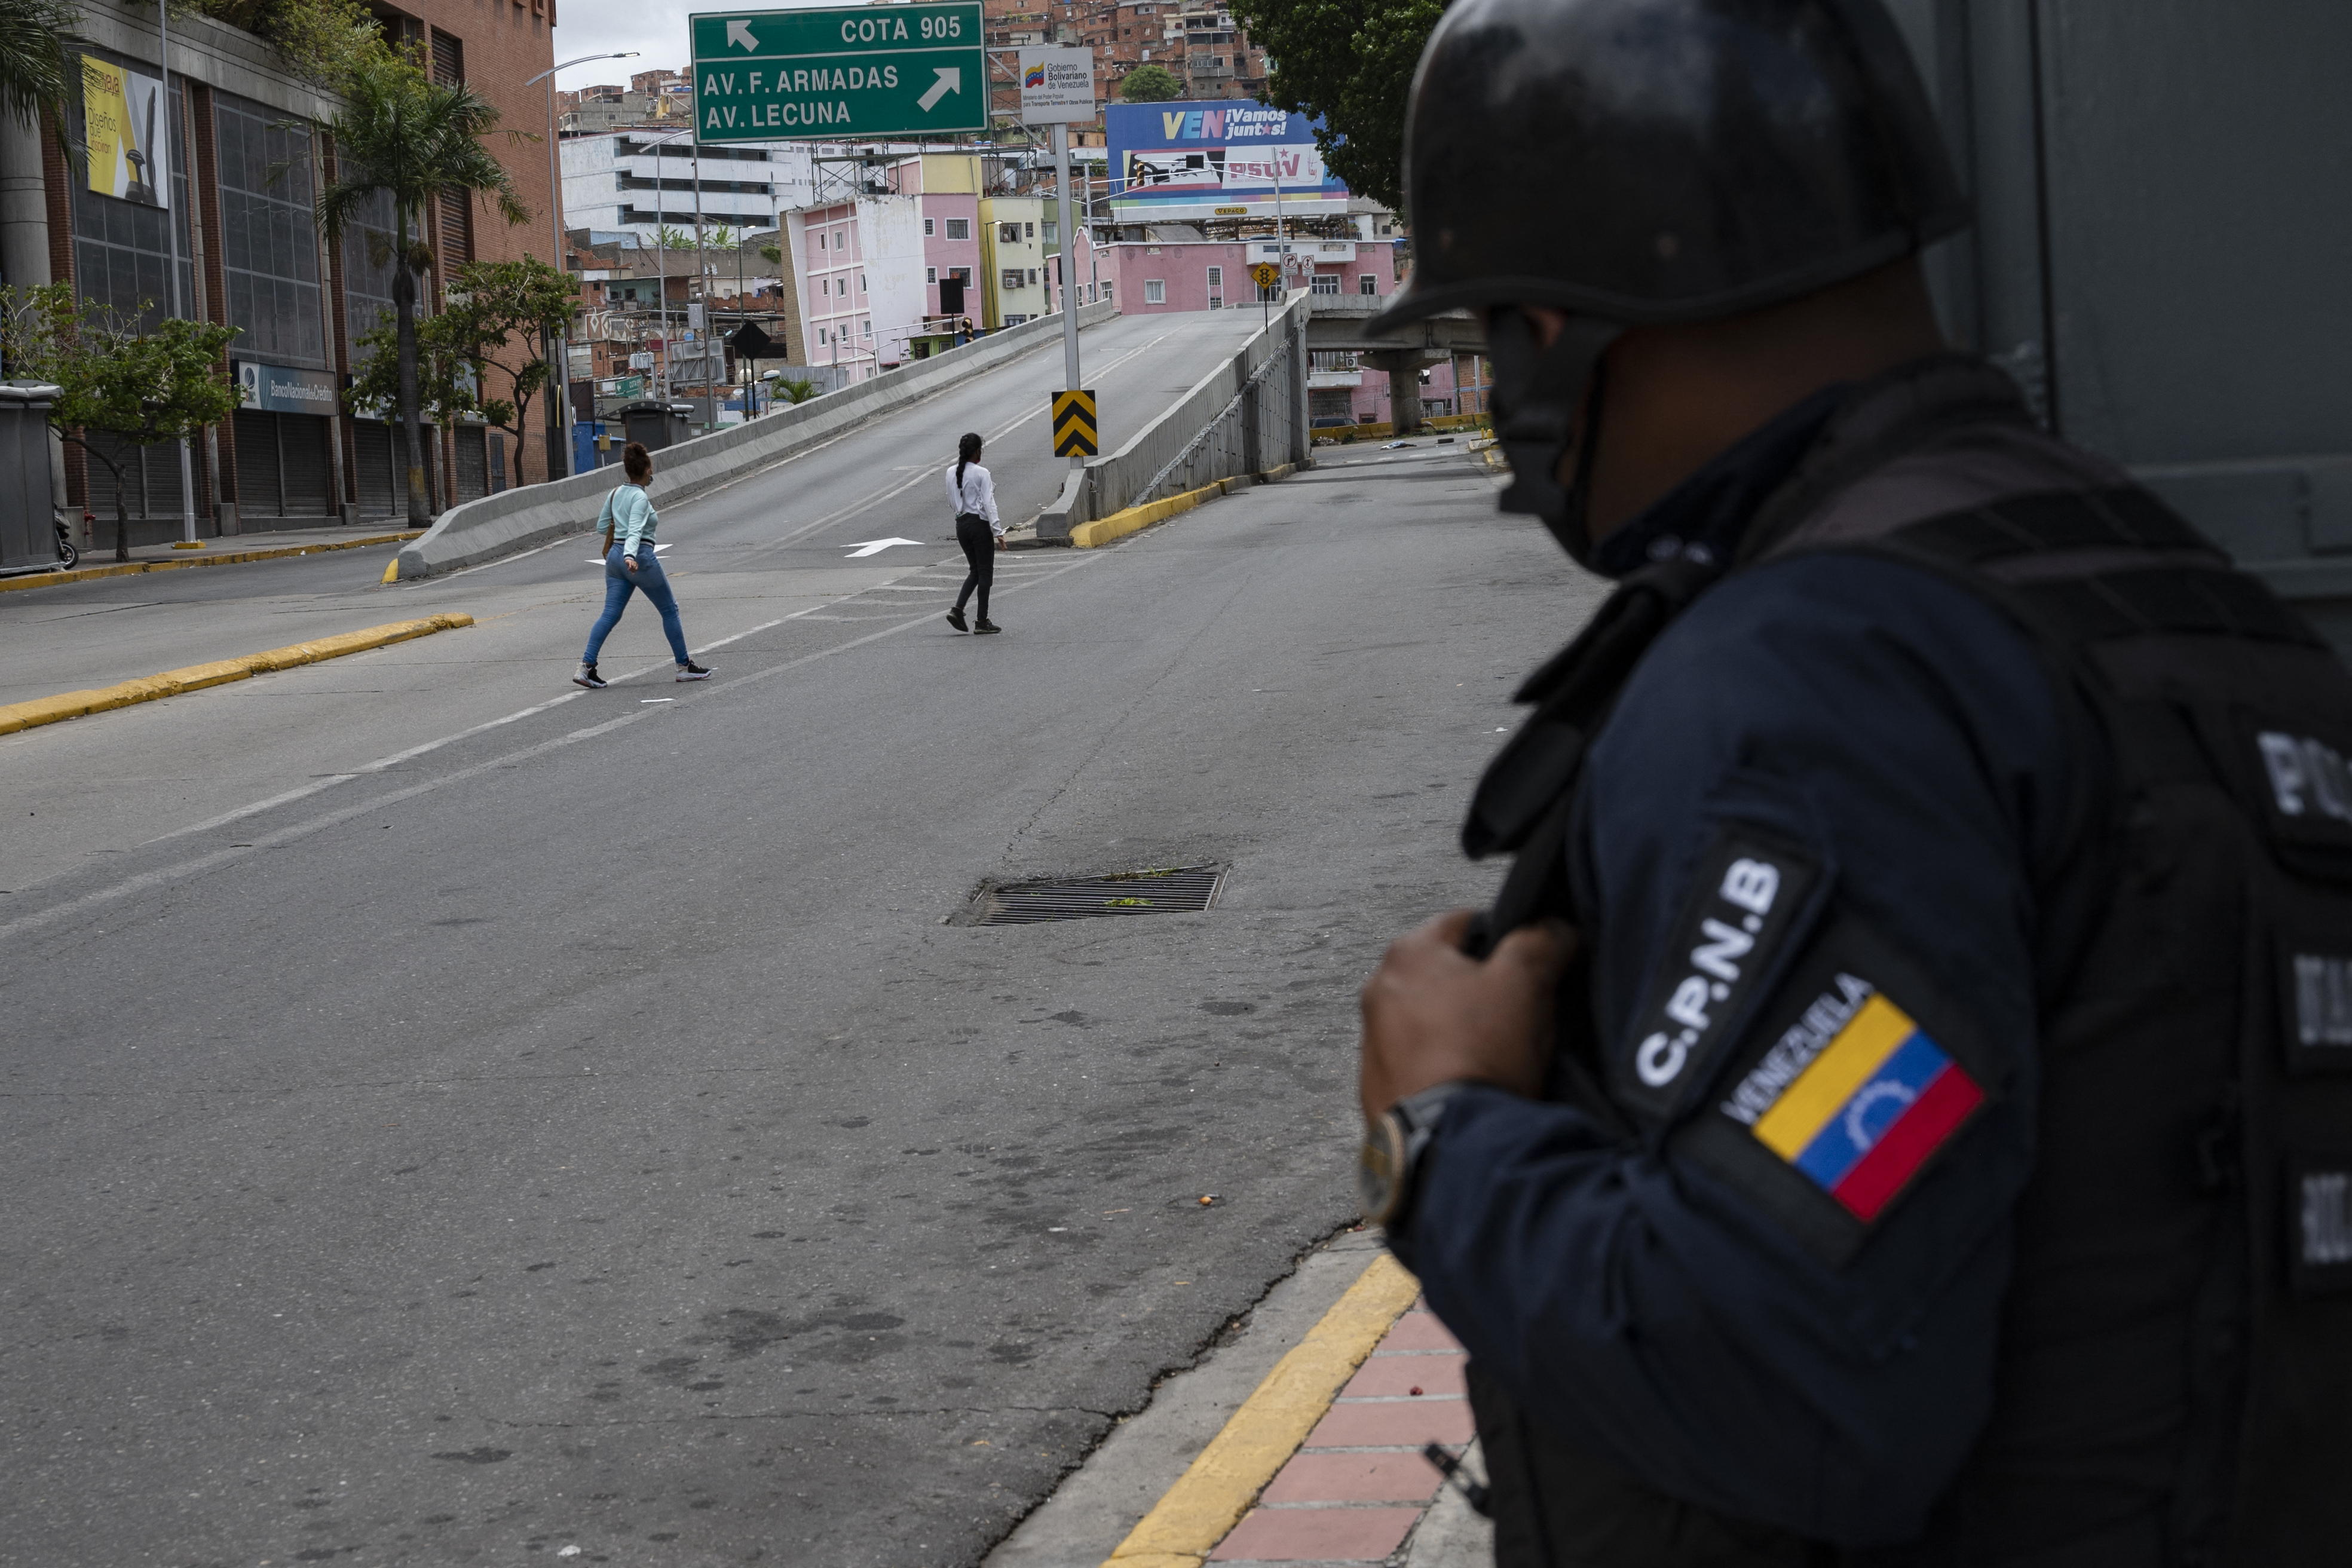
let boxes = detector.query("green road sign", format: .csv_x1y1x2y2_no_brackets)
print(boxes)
688,5,985,143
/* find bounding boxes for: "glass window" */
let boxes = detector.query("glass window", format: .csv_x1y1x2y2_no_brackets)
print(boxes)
998,222,1021,243
1205,266,1221,286
926,266,938,284
1042,218,1056,244
1001,269,1024,292
1144,278,1165,304
1025,222,1034,238
923,217,935,236
215,91,324,367
340,185,403,339
945,218,970,241
67,53,194,333
1358,273,1378,295
948,267,972,284
1101,281,1113,302
1310,272,1339,295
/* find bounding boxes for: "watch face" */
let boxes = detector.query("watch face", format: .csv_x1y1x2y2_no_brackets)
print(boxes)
1358,1117,1403,1224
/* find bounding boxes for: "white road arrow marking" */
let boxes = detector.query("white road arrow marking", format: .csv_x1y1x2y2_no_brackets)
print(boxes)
726,19,758,51
844,537,923,558
916,67,961,112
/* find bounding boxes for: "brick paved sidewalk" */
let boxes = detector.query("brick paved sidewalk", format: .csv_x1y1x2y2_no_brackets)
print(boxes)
1207,1299,1483,1567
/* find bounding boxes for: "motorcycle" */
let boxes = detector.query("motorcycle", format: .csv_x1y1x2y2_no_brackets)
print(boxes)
54,513,78,569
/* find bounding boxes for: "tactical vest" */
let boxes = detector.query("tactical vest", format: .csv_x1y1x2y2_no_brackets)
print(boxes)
1459,464,2352,1565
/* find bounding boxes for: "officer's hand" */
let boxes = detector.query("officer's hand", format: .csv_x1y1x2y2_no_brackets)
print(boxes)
1359,911,1575,1123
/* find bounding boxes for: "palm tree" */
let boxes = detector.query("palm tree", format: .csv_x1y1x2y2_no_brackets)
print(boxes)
0,0,78,149
317,48,528,526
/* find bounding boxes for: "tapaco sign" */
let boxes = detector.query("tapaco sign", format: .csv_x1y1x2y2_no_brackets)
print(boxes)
1018,47,1094,124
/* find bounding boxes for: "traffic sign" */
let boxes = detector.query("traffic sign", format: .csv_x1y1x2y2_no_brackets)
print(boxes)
688,5,985,142
1052,389,1098,457
1250,261,1281,290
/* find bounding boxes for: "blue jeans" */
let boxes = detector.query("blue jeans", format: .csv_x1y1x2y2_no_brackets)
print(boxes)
584,545,690,665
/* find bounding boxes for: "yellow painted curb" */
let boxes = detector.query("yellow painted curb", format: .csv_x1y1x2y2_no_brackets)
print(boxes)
1102,1253,1422,1567
0,613,474,737
0,531,422,596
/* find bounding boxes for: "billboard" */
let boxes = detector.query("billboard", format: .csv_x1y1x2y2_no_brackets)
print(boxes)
1019,46,1094,124
80,56,169,207
1105,101,1347,222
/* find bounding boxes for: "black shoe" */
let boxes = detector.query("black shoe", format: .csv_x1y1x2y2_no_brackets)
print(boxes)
572,662,607,689
676,662,713,682
974,618,1002,635
946,607,969,632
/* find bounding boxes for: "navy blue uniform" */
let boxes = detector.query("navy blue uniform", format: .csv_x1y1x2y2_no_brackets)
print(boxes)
1403,393,2091,1545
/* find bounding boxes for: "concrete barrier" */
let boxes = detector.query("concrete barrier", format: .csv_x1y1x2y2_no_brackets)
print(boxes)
1039,293,1310,544
391,300,1118,579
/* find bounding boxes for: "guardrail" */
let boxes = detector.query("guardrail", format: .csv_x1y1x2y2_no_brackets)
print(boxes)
390,299,1119,580
1037,293,1312,545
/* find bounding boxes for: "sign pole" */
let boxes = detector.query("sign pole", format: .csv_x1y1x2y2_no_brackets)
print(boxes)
1052,120,1081,469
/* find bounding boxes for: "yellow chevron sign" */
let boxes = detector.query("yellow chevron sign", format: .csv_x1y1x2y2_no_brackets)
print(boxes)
1052,388,1098,457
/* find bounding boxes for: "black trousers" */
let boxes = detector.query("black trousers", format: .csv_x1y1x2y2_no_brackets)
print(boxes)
954,512,994,618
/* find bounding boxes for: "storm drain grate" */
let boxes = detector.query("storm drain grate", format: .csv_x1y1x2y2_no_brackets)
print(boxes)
970,865,1226,925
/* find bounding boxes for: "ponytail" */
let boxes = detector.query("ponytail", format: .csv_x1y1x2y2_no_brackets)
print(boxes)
954,431,982,499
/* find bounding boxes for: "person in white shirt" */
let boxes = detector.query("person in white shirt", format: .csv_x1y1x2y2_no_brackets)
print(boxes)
944,431,1004,634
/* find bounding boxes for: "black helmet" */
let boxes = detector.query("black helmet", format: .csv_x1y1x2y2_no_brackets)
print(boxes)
1371,0,1967,334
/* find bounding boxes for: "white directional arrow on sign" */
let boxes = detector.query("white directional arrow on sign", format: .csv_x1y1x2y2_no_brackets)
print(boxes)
726,19,758,50
844,537,923,558
916,67,961,112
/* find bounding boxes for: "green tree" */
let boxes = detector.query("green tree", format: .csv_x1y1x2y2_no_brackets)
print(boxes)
1,283,240,561
316,47,528,526
429,256,575,480
192,0,381,89
0,0,78,149
1230,0,1445,212
758,241,782,267
706,223,735,250
657,223,691,252
1117,63,1184,103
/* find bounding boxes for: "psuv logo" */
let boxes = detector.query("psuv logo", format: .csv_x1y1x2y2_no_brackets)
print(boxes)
1614,836,1818,1120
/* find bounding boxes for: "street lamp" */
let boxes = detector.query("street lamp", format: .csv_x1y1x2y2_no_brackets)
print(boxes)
526,50,638,480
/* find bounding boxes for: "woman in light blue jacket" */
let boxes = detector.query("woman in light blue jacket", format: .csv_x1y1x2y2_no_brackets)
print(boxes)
573,442,712,689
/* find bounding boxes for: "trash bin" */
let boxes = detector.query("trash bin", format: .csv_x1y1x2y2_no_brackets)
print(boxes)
618,401,692,452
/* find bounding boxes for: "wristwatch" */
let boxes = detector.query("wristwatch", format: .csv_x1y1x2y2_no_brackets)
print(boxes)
1358,1083,1466,1230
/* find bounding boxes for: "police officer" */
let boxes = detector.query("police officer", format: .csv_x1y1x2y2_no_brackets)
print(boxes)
1352,1,2352,1562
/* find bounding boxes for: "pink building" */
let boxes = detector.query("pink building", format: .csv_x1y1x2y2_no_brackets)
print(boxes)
783,153,987,379
1096,237,1459,425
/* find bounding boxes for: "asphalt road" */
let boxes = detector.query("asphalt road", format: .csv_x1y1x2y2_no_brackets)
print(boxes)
1,401,1602,1563
0,308,1271,896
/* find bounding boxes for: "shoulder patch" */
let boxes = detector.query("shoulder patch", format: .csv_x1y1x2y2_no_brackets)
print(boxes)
1610,832,1822,1122
1672,915,2010,1267
2290,1149,2352,1297
1727,981,1984,1223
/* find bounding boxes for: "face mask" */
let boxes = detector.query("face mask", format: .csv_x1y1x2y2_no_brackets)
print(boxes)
1486,308,1622,565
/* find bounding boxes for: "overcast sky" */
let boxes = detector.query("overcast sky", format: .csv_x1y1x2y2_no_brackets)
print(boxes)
552,0,870,92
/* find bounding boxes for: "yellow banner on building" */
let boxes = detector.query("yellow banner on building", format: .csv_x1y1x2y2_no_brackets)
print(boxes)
81,56,169,209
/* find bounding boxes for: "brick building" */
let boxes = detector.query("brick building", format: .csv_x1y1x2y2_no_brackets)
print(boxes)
979,0,1263,120
10,0,555,549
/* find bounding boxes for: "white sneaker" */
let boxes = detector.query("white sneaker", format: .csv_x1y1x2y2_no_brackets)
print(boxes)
572,663,607,689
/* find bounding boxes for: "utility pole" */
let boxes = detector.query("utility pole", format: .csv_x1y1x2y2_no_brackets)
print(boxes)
528,52,638,482
1052,121,1080,466
155,1,195,546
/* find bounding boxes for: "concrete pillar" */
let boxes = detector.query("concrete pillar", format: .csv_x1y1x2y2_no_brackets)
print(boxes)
1388,365,1422,435
0,117,65,523
0,115,48,292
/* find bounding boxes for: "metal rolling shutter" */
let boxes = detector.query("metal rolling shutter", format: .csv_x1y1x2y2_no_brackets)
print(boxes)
353,422,396,517
279,415,332,516
232,409,280,518
454,424,486,501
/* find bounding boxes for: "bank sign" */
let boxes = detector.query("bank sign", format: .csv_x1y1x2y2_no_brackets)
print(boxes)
688,5,985,142
1105,101,1348,221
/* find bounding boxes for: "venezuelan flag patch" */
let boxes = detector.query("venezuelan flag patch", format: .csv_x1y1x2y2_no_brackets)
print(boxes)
1748,993,1983,1221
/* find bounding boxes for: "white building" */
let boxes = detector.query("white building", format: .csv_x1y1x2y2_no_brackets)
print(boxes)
559,131,818,244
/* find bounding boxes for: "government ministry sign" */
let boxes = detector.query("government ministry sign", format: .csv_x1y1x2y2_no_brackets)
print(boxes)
688,5,985,142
